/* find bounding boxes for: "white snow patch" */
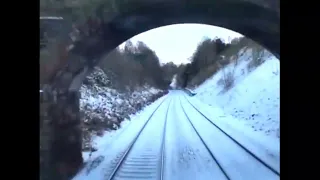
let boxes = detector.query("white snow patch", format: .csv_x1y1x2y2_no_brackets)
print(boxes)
74,95,169,180
193,48,280,140
182,96,279,173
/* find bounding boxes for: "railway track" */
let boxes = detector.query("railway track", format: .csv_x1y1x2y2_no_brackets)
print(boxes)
179,95,280,179
163,94,228,180
104,99,172,180
178,96,231,180
75,91,279,180
96,95,169,154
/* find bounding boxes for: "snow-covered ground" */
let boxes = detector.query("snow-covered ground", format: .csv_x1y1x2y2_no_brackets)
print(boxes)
74,95,169,180
75,91,279,180
180,94,279,178
80,67,167,151
193,48,280,140
182,96,279,174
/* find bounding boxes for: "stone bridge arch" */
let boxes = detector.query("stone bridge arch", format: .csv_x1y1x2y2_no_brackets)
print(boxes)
48,0,279,92
40,0,279,180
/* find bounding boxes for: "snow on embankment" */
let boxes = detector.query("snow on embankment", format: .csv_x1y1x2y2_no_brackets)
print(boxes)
80,67,168,151
193,48,280,140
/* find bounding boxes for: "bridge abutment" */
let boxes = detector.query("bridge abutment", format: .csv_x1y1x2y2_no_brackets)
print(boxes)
41,89,83,180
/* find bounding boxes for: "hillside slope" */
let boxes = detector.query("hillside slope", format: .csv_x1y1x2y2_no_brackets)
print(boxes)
193,48,280,140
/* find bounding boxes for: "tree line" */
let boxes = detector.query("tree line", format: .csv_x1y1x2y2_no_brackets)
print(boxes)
175,36,262,88
98,40,179,91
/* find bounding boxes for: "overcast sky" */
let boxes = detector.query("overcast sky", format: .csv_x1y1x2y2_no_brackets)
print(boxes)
120,24,243,65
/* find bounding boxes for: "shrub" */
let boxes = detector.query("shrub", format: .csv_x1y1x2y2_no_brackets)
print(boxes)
247,45,265,72
220,70,235,91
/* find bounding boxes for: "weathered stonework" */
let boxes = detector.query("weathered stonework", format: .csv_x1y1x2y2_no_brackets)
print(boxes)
44,0,280,90
49,90,83,180
48,0,280,95
40,87,83,180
